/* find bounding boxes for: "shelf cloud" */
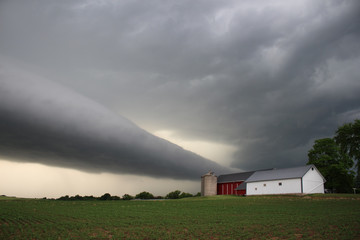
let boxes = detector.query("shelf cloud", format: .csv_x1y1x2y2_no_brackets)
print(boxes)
0,67,230,179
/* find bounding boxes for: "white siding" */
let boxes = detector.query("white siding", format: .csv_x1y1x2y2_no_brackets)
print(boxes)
246,178,302,195
302,167,325,194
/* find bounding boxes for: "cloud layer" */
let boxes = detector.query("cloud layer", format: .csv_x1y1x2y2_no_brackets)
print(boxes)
0,0,360,173
0,66,230,179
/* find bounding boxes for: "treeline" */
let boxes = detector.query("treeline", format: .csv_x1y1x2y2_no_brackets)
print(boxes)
307,119,360,193
56,190,201,201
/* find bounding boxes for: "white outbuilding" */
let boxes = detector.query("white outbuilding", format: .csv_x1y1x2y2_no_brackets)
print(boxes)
245,164,325,195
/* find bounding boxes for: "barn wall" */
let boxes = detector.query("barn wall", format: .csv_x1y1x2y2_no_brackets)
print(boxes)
302,167,325,194
246,178,302,195
217,181,244,195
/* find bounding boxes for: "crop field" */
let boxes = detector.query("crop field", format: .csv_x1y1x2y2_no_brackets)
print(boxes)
0,194,359,239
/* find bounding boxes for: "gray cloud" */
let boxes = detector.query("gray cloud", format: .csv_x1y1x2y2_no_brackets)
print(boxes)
0,0,360,173
0,66,230,179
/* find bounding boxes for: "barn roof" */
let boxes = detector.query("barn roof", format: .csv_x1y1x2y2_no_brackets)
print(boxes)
217,171,255,183
236,181,247,190
245,164,319,183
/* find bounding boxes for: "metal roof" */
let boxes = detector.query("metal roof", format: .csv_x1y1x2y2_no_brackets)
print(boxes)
217,171,255,183
245,164,320,183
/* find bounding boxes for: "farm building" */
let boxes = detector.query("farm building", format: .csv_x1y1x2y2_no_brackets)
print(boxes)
201,164,325,196
217,171,255,196
201,171,217,196
243,165,325,195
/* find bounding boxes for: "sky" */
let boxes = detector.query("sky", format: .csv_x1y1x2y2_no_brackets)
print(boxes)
0,0,360,198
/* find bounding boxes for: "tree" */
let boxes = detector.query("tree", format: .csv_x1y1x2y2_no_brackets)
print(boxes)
165,190,181,199
122,194,134,200
135,191,154,199
179,192,193,198
307,138,354,192
100,193,112,200
111,195,121,200
335,119,360,187
57,195,70,201
83,195,96,201
72,195,83,200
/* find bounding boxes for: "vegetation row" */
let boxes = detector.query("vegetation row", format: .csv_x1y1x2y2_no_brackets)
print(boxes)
54,190,201,201
306,119,360,193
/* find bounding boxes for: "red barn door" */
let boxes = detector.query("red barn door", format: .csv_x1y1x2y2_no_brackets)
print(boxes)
217,181,244,195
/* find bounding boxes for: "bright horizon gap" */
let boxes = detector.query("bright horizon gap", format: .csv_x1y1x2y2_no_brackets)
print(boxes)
152,129,238,168
0,159,201,199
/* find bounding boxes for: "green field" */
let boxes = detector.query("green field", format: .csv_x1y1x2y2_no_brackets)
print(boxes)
1,195,359,239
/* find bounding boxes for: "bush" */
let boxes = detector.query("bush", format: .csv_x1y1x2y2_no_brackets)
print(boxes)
135,191,154,199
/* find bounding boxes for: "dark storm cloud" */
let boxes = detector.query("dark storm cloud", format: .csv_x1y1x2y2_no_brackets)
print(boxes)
1,0,360,172
0,66,231,179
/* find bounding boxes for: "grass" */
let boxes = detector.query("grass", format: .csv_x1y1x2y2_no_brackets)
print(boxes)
0,194,359,239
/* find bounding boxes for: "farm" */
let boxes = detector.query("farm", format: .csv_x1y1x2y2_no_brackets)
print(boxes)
1,194,359,239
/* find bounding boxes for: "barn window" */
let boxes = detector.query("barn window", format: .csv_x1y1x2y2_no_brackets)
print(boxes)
263,184,266,187
311,167,314,171
255,187,257,191
278,182,282,186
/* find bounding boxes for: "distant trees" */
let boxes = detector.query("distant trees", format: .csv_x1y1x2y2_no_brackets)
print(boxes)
307,138,354,192
57,195,97,201
166,190,181,199
99,193,112,200
165,190,194,199
122,194,134,200
57,195,70,201
307,119,359,193
56,190,200,201
57,194,120,201
100,193,120,200
179,192,193,198
335,119,360,187
135,191,154,199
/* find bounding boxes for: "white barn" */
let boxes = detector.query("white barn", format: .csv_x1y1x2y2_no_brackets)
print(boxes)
245,165,325,195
